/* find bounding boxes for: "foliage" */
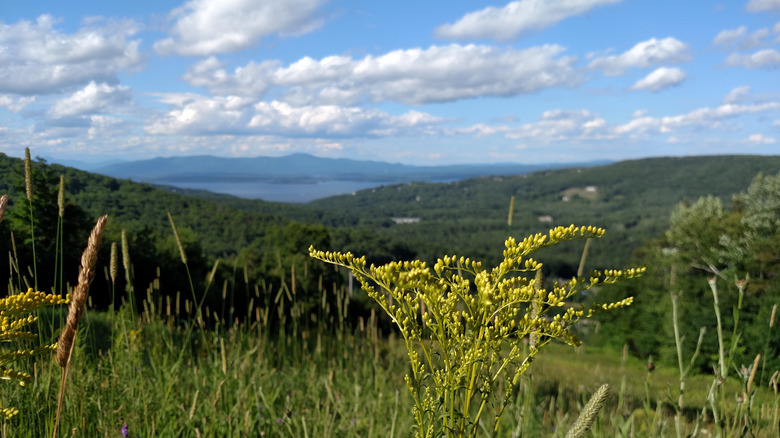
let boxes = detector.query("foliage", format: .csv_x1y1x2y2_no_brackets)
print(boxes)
598,170,780,413
295,155,780,273
311,225,644,437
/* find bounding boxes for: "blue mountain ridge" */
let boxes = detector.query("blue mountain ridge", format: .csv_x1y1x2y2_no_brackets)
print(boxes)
92,153,612,184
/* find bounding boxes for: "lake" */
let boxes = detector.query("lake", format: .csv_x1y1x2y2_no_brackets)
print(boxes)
165,180,392,203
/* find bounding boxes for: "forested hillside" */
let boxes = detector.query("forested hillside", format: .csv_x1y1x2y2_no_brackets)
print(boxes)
1,152,779,331
259,155,780,274
0,153,337,317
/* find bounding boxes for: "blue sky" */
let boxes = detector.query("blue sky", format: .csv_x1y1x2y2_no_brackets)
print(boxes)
1,0,779,165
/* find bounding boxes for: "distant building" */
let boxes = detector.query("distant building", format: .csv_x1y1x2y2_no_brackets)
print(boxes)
538,215,553,223
391,217,421,224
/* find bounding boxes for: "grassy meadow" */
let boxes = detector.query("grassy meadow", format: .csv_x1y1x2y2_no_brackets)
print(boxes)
5,279,779,437
1,151,779,437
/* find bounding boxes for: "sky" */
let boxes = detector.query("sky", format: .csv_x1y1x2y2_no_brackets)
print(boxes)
1,0,779,166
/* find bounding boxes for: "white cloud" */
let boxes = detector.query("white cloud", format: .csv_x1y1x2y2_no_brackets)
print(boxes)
774,22,780,34
745,28,770,48
747,0,780,12
713,26,769,50
470,109,611,143
723,85,751,104
0,95,36,112
182,57,279,97
725,49,780,68
434,0,620,42
453,97,779,144
0,15,142,94
452,97,780,144
589,37,689,76
454,124,510,137
614,101,780,135
314,140,343,151
145,94,444,137
145,94,255,135
713,26,747,47
747,133,776,144
154,0,325,56
48,82,131,118
630,67,685,91
87,115,124,140
184,44,579,105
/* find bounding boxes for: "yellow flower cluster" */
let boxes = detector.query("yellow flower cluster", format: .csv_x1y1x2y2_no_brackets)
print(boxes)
0,288,68,418
0,288,69,318
310,226,642,438
0,406,19,420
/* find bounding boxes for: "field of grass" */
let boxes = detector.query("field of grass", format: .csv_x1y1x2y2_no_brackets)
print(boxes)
5,291,779,437
3,245,778,437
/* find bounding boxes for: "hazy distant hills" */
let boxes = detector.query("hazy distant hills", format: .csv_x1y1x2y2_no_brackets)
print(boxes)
92,153,611,184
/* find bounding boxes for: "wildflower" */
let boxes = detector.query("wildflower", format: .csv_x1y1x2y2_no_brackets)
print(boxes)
310,226,642,437
121,424,129,437
0,288,66,417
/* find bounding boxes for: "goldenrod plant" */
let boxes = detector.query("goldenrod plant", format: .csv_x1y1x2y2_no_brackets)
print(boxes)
311,225,644,437
0,287,68,419
0,193,69,419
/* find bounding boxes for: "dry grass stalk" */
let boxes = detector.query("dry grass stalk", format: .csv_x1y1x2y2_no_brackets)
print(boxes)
110,242,118,284
24,148,32,201
168,212,187,264
507,195,515,226
121,229,130,275
746,353,760,395
56,214,108,368
53,214,108,438
57,175,65,217
0,194,7,223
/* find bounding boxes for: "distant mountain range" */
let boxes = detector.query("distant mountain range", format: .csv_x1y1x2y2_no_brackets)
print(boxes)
90,153,611,185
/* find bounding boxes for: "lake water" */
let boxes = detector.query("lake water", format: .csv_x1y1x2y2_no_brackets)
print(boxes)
166,180,391,203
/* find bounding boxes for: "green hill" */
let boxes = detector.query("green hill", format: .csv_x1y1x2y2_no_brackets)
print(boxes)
255,155,780,273
2,152,779,303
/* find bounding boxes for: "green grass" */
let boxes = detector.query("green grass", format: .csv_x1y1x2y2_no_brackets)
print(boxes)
2,293,778,437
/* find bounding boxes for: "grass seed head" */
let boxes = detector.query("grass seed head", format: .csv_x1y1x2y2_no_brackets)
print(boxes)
0,194,7,223
56,214,108,368
110,242,118,284
24,148,32,201
58,175,65,217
